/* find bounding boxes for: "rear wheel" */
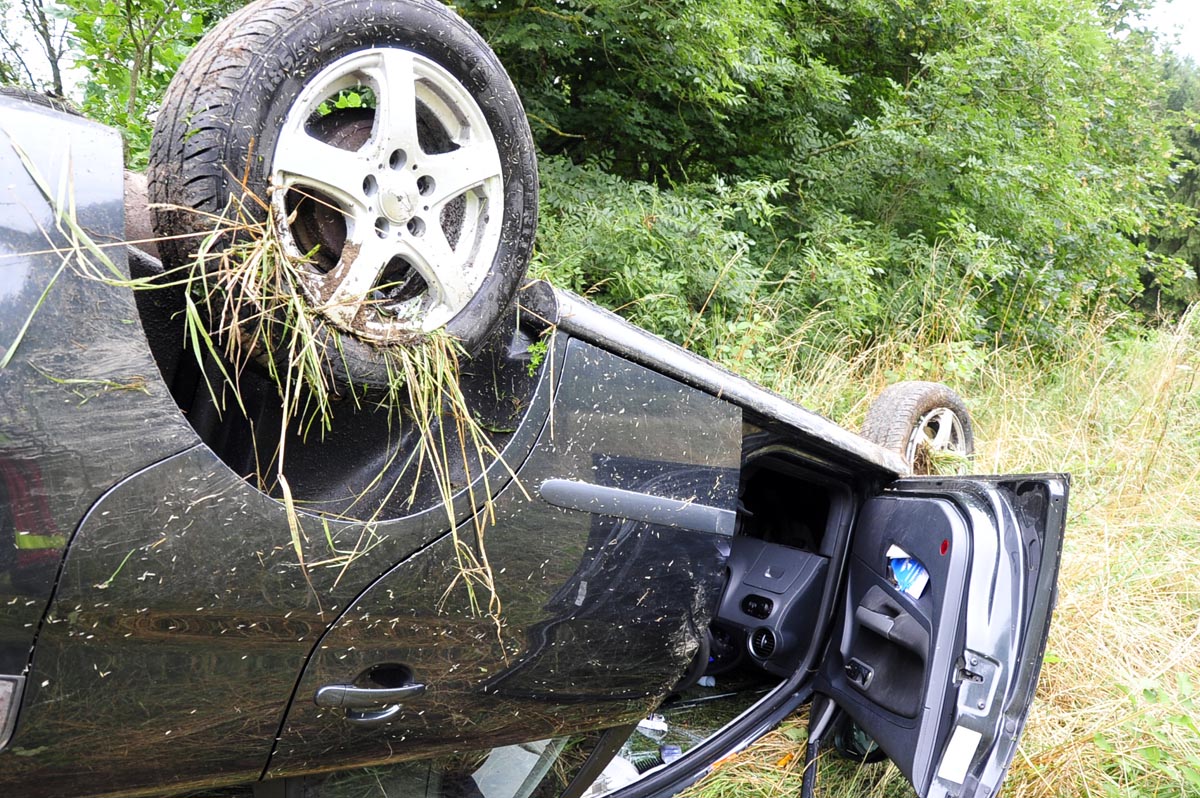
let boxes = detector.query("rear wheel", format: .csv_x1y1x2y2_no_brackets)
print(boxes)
147,0,538,382
861,381,974,475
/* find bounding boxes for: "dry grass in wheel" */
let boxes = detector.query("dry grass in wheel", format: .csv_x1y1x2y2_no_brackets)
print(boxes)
5,135,513,622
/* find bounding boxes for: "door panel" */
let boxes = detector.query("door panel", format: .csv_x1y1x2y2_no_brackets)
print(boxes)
266,338,742,779
823,492,972,780
819,476,1067,798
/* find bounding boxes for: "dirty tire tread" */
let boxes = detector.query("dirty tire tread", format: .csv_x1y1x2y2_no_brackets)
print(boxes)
861,380,975,468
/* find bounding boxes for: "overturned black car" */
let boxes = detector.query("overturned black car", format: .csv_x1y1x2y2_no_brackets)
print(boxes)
0,2,1066,797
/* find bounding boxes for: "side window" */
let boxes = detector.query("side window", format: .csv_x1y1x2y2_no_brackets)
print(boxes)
280,732,607,798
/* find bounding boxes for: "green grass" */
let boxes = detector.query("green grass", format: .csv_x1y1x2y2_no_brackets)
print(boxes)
977,311,1200,798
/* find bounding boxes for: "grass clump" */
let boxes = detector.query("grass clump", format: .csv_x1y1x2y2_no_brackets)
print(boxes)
178,189,512,619
2,135,510,620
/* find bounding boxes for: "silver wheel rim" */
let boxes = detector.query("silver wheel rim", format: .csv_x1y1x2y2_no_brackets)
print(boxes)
270,48,504,342
904,407,969,469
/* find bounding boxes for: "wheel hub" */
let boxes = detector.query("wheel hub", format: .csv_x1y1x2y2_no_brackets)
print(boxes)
269,47,508,341
379,183,416,225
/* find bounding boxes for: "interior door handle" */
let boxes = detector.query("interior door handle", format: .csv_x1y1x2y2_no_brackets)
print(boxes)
854,604,929,660
314,682,426,709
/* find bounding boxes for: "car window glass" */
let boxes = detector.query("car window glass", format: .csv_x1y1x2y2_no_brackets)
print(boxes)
296,733,603,798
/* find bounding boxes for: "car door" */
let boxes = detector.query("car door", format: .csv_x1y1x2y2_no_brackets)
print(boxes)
0,330,564,798
264,336,742,782
815,474,1067,798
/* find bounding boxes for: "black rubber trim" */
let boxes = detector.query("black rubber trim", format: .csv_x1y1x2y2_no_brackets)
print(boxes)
539,479,736,536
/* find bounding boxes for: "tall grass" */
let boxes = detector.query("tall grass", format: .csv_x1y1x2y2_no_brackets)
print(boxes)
979,308,1200,798
683,304,1200,798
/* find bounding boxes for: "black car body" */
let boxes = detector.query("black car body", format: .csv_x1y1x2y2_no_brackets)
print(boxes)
0,96,1066,798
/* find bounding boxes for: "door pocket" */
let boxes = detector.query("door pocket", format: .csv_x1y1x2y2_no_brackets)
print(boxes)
845,584,930,717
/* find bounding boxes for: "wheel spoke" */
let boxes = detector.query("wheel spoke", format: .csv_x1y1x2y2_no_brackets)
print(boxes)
316,232,393,329
397,225,475,315
273,131,371,213
370,49,420,154
929,409,958,450
421,144,503,208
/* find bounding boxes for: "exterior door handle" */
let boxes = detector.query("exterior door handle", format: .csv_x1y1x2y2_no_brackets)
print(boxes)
315,682,426,727
314,682,426,709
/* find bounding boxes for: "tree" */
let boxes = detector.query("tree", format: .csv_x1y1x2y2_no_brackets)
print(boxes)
1,0,1185,351
0,0,72,93
1148,54,1200,306
64,0,236,166
0,0,236,164
508,0,1180,348
454,0,838,184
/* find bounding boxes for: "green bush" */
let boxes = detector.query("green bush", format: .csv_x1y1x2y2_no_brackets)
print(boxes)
533,155,786,352
3,0,1191,354
467,0,1185,352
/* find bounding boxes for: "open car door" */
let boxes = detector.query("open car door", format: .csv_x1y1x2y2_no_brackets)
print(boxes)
815,475,1067,798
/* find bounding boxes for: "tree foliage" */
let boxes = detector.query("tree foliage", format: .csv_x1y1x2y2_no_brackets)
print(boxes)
1149,54,1200,308
0,0,1192,354
68,0,238,166
462,0,1184,351
0,0,236,166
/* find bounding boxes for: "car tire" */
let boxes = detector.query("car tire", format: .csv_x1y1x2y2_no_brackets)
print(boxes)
0,86,81,116
861,381,974,475
147,0,537,384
